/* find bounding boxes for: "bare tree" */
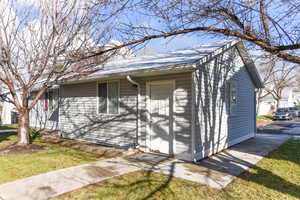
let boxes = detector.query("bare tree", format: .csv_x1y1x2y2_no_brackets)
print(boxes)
262,59,297,109
255,54,277,113
0,0,127,145
88,0,300,64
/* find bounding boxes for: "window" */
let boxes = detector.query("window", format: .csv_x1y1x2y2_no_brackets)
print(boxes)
229,83,237,105
98,81,119,114
44,92,49,111
228,82,237,115
44,90,56,111
48,91,54,111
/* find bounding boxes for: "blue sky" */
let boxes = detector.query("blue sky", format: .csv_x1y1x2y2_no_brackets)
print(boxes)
117,0,300,55
9,0,299,57
117,8,227,53
9,0,233,54
147,34,222,52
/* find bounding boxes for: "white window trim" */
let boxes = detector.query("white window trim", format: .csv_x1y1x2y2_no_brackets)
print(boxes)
96,80,120,115
228,81,238,117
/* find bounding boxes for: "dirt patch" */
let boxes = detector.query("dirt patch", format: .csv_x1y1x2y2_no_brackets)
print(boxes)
84,165,117,178
0,144,49,156
256,120,272,127
183,163,227,182
35,186,56,195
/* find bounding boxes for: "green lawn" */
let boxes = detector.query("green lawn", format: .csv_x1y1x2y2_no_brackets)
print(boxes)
0,124,18,130
0,130,100,184
54,139,300,200
257,115,273,123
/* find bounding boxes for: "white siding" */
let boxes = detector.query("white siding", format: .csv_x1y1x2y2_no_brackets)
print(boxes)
29,89,59,130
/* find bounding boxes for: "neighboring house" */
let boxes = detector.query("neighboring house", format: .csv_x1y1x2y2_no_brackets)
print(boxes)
1,92,20,124
3,39,264,161
258,87,300,115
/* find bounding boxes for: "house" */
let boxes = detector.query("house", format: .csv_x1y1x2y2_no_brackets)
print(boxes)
257,87,300,115
6,39,264,161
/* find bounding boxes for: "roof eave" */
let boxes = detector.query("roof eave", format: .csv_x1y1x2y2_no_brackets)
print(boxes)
58,62,195,85
236,41,264,88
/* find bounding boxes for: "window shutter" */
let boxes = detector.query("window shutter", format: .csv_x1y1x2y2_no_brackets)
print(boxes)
44,92,48,111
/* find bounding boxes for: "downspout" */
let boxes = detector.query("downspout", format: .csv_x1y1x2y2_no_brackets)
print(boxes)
126,75,140,149
254,88,258,136
191,68,196,162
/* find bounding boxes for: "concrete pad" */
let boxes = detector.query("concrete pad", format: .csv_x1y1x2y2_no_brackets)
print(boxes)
129,153,170,165
258,120,300,135
142,134,290,189
0,157,141,200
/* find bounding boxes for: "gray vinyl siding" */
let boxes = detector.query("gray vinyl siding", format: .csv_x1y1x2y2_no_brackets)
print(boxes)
137,73,192,159
58,72,192,158
227,67,255,142
194,46,256,160
59,80,137,147
29,89,59,130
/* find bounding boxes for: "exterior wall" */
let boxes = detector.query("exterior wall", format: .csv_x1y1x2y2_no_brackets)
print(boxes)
137,73,192,160
1,93,20,125
257,101,274,115
59,80,138,147
59,72,193,159
194,46,256,160
29,89,59,130
1,100,16,124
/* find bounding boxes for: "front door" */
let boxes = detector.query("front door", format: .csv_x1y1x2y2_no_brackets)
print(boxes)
149,81,174,155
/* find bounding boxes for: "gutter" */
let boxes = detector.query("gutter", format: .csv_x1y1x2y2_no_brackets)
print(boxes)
126,75,140,148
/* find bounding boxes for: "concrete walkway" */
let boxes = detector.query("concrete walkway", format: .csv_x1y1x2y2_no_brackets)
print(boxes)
0,129,17,133
143,134,290,189
0,134,291,199
0,157,142,200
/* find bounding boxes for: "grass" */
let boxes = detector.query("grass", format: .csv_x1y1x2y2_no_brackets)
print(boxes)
0,124,18,130
0,129,100,184
54,139,300,200
257,115,273,123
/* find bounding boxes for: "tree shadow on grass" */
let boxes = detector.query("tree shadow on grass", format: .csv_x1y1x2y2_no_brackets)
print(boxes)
0,131,17,145
0,128,43,148
74,139,300,200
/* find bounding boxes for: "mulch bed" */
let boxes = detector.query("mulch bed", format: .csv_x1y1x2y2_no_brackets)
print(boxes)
0,143,49,156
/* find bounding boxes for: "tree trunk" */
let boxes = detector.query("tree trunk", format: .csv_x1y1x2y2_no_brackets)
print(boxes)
256,89,264,115
256,99,261,115
17,108,30,145
275,99,280,110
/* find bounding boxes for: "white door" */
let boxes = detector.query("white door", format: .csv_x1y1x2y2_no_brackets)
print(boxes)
149,82,174,155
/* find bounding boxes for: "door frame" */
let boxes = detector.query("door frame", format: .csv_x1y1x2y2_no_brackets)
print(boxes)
145,80,176,155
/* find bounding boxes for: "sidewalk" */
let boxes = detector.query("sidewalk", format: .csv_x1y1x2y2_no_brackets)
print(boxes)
0,134,291,199
145,134,290,189
0,130,17,133
0,157,142,200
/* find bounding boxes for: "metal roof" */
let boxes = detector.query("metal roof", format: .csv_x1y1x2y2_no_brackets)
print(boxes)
60,39,263,88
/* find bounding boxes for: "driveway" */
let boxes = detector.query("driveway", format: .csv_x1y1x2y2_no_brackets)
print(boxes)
257,118,300,135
